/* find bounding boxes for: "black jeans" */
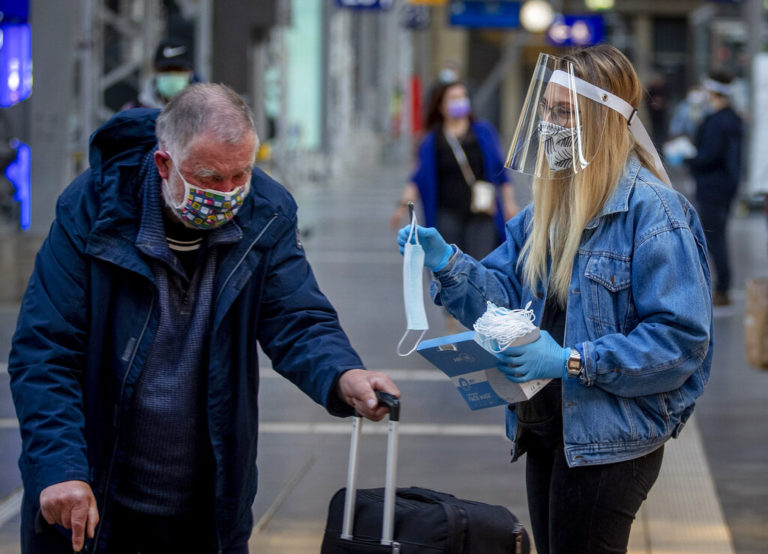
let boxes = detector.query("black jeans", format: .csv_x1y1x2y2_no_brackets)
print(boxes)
697,198,732,293
525,434,664,554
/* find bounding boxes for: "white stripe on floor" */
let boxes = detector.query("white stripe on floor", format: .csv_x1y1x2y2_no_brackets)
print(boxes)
260,368,447,382
0,417,505,438
0,488,22,529
306,251,401,265
259,422,505,437
0,419,16,429
0,365,444,381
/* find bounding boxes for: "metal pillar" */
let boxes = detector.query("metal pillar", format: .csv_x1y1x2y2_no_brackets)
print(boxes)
75,0,164,164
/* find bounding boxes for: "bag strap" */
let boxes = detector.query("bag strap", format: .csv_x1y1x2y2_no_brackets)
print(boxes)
444,131,477,186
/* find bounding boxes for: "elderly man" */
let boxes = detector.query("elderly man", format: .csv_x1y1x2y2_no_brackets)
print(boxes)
9,83,399,553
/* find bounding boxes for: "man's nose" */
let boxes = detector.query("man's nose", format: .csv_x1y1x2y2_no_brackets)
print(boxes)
207,179,242,193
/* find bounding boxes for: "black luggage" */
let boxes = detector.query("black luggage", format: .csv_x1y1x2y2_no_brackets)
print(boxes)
321,392,530,553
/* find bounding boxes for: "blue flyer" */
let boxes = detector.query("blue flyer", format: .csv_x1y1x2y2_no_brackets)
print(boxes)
416,330,549,410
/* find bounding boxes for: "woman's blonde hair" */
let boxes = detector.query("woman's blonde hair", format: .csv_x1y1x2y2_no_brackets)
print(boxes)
520,44,661,305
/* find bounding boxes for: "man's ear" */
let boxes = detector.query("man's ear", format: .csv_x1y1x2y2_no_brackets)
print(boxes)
154,150,172,180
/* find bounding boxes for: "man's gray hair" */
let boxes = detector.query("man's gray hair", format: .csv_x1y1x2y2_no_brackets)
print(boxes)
155,83,257,159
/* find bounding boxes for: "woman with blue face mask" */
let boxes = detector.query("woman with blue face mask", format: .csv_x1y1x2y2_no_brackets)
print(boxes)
391,81,519,332
397,44,713,553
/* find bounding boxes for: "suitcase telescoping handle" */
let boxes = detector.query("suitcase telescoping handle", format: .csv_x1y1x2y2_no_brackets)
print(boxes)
341,391,401,547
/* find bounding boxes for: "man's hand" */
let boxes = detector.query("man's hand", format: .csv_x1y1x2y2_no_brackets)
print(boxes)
338,369,401,421
39,480,99,552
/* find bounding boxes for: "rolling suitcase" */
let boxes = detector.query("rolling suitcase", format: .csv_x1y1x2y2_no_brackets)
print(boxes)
320,392,530,553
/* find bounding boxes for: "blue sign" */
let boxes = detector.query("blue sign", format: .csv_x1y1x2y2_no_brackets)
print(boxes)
5,139,30,230
449,1,520,29
0,22,32,107
0,0,29,23
334,0,393,10
547,15,604,47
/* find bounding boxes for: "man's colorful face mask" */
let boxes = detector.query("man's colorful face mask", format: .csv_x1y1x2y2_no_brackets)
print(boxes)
165,154,249,229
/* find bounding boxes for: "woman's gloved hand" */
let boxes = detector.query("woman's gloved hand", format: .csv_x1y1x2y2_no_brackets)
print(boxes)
397,225,454,271
496,331,569,383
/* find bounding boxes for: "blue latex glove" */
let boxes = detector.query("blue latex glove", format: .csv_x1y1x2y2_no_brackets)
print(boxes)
496,331,569,383
397,225,453,271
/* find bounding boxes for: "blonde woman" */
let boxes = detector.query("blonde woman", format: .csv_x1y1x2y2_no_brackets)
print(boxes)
397,44,712,553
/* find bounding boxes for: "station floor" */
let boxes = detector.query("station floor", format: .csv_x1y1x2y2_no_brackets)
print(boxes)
0,156,766,553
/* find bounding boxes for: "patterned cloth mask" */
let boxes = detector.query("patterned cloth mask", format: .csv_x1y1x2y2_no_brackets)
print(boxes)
538,120,580,171
164,155,249,229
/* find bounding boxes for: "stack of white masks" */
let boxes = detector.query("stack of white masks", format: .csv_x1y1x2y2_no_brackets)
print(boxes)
474,301,550,402
473,301,539,352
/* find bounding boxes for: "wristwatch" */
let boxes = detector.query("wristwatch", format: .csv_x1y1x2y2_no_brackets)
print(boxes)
566,348,583,379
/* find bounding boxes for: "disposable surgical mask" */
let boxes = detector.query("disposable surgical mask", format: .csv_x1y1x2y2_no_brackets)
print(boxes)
156,72,191,99
397,211,429,356
447,98,471,119
163,154,249,230
538,121,579,171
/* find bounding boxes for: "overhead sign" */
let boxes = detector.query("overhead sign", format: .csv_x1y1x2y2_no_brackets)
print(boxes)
0,0,29,23
546,14,604,46
449,1,521,29
334,0,394,9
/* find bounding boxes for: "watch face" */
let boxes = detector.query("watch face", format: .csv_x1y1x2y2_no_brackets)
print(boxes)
567,350,581,373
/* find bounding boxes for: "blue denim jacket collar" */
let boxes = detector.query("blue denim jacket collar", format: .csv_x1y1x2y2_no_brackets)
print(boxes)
585,155,643,230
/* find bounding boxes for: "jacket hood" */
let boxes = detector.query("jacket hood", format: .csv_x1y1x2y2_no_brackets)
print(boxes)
81,109,161,245
89,108,160,185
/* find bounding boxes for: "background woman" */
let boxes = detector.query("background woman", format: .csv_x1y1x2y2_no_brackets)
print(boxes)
391,81,518,261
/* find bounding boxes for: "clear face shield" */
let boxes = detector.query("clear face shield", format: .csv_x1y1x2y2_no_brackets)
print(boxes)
505,53,670,184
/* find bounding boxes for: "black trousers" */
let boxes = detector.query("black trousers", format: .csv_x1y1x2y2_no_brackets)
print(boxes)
435,209,498,260
697,197,732,294
524,434,664,554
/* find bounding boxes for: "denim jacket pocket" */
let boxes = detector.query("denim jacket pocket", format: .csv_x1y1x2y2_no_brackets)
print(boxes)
583,255,635,336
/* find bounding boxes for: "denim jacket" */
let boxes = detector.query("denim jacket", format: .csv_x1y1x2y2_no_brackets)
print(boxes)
432,156,713,466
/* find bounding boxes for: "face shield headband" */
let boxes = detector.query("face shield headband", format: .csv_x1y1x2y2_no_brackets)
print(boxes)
547,70,670,185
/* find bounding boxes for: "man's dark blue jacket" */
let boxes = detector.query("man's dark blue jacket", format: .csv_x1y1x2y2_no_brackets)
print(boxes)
688,105,743,203
8,109,360,552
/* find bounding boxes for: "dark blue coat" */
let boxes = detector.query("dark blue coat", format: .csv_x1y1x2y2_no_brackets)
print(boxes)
688,106,743,203
410,120,510,241
9,109,361,552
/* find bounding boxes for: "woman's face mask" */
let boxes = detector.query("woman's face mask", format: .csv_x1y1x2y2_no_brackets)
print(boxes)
163,154,249,229
538,121,579,171
446,97,471,120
